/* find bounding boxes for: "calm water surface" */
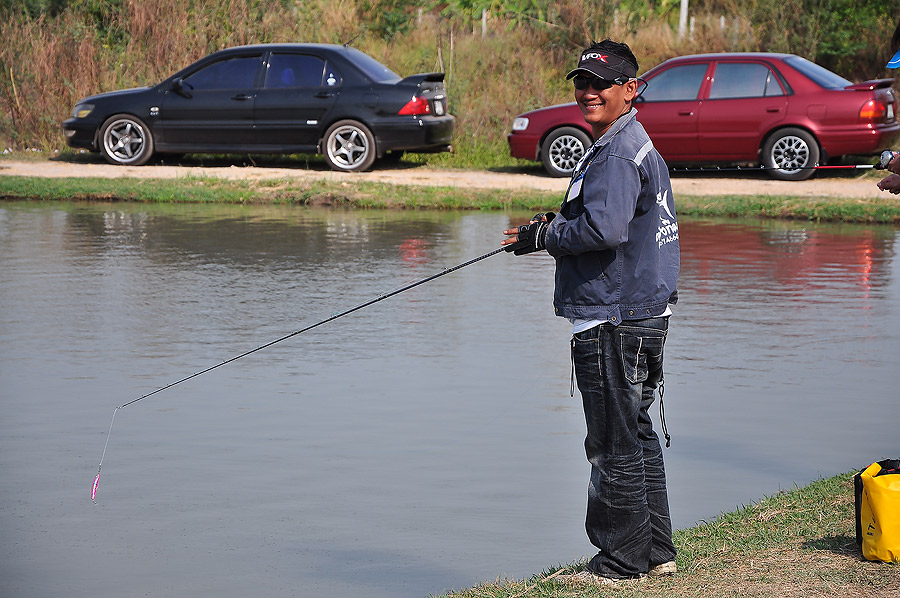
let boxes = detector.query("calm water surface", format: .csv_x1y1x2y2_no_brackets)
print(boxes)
1,202,897,598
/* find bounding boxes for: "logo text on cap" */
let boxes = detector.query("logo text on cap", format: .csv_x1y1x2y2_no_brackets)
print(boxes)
583,53,609,63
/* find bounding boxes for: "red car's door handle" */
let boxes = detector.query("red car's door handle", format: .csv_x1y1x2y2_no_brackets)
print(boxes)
678,110,694,116
766,107,782,113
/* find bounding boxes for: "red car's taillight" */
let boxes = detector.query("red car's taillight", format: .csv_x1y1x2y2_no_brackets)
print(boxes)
398,96,431,116
859,99,887,121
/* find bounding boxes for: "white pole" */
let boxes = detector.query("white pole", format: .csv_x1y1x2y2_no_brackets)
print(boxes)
679,0,689,39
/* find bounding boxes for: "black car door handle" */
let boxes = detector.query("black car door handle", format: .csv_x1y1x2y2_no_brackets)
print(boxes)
231,94,252,101
314,91,335,98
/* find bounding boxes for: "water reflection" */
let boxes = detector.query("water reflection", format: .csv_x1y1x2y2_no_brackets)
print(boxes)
0,202,897,598
664,218,898,525
684,219,889,302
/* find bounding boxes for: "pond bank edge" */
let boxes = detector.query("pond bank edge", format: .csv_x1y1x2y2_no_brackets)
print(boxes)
2,175,900,223
435,471,898,598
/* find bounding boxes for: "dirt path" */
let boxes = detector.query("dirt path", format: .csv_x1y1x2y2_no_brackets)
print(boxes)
0,159,888,199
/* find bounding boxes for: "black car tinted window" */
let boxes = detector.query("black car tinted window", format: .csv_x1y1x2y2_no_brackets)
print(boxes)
709,62,784,99
266,54,328,88
641,63,708,102
783,55,851,89
185,55,261,90
344,47,400,83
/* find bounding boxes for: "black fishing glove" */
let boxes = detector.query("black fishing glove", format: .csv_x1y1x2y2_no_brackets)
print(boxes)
505,212,555,255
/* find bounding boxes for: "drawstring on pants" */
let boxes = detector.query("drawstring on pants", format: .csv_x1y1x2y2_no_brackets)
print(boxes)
659,376,671,448
570,337,576,397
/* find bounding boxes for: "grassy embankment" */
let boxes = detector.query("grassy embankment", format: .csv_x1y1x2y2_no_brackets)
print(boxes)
2,165,899,223
433,472,899,598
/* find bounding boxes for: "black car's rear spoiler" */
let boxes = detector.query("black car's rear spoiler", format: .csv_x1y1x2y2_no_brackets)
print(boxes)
845,78,894,91
399,72,445,86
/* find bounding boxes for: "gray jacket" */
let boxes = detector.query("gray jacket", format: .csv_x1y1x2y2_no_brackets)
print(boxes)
545,108,679,324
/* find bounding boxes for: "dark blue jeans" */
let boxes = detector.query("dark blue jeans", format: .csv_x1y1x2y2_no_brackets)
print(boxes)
571,318,676,578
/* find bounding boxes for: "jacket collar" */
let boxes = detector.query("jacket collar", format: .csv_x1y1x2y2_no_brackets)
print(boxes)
593,107,637,149
569,107,638,184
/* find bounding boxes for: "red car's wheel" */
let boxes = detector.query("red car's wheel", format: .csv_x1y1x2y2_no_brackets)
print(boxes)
762,128,819,181
541,127,591,178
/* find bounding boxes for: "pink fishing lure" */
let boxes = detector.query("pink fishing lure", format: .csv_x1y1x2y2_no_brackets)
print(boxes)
91,472,101,502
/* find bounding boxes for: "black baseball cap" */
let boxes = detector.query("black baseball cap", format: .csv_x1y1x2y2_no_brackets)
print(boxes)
566,48,637,81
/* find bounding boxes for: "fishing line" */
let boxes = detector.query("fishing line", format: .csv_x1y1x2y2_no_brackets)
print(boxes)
91,245,507,503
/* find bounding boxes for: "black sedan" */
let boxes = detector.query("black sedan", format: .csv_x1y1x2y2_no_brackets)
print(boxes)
62,44,455,171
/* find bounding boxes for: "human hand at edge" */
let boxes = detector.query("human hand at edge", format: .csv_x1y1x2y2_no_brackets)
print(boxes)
877,173,900,194
888,154,900,175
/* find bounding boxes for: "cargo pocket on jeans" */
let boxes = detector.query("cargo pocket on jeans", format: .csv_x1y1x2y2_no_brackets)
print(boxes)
620,334,647,384
621,331,666,385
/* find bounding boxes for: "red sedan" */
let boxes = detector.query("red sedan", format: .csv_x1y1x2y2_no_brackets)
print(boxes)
508,53,899,180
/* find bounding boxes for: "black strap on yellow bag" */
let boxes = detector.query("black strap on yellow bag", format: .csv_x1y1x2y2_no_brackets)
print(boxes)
854,458,900,563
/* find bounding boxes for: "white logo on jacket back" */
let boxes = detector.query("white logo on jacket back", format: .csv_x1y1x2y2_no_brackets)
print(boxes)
656,189,679,248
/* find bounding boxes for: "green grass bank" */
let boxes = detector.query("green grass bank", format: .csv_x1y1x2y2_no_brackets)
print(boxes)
435,472,899,598
2,169,900,224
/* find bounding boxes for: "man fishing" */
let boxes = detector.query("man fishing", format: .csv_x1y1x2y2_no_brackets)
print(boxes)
502,38,680,585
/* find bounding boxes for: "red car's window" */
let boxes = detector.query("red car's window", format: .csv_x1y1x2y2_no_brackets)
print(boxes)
783,55,850,89
709,62,784,99
640,63,708,102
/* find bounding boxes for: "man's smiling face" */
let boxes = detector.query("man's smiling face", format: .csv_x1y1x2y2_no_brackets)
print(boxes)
574,77,638,138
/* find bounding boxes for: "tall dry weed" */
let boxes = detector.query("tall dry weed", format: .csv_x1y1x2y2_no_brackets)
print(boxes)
0,12,111,149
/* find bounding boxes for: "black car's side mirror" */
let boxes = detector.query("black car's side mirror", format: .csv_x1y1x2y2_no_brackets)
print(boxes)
172,78,193,99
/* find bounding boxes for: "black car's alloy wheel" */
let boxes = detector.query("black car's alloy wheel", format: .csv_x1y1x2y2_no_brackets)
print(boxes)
100,114,154,166
323,120,376,172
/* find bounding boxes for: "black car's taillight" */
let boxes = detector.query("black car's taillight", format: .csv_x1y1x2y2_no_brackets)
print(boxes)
398,96,431,116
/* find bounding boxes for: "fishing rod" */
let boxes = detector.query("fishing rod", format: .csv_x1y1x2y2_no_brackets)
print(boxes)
669,150,898,174
669,163,875,173
91,245,508,503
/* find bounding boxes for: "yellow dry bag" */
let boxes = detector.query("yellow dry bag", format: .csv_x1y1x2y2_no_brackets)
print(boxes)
854,459,900,563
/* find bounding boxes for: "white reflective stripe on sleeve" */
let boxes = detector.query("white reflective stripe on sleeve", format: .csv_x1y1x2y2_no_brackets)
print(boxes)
633,139,654,165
